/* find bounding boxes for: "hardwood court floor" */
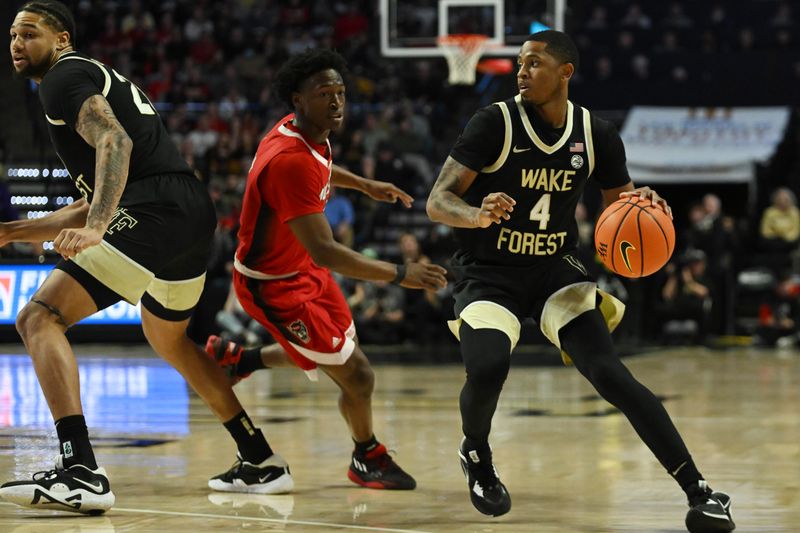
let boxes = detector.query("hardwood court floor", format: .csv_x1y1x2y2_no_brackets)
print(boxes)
1,344,798,532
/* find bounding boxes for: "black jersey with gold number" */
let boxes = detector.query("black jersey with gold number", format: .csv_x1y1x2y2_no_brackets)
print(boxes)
38,52,193,203
450,95,631,266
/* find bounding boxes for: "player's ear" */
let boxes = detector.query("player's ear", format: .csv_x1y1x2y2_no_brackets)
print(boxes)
291,91,302,110
56,30,70,50
560,62,574,82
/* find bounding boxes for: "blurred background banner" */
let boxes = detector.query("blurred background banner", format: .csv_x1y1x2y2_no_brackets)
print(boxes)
0,265,141,325
622,106,791,182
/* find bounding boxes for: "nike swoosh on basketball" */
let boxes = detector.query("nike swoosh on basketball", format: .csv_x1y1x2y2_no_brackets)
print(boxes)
73,478,104,492
619,241,636,272
512,145,531,153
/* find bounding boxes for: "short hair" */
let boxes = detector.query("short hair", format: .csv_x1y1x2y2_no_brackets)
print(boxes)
526,30,579,71
273,49,348,109
18,1,76,46
773,186,797,205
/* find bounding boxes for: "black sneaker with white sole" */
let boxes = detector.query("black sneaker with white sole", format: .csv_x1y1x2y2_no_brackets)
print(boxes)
209,453,294,494
458,438,511,517
0,455,114,515
685,480,735,533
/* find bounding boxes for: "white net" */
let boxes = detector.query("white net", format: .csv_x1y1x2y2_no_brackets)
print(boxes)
437,34,488,85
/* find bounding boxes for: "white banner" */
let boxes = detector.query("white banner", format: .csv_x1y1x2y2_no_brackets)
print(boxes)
620,106,790,183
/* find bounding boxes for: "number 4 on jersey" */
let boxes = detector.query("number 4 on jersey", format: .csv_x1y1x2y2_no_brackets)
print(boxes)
529,193,551,230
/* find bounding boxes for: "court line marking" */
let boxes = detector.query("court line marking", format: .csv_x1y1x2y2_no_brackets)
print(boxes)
114,506,434,533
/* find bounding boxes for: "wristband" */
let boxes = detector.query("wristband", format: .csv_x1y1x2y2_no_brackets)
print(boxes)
391,264,407,285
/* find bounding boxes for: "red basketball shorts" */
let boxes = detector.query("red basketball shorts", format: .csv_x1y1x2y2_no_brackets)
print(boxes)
233,265,356,372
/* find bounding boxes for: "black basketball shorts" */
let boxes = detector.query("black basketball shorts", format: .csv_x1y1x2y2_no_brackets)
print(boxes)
448,251,625,361
56,174,217,321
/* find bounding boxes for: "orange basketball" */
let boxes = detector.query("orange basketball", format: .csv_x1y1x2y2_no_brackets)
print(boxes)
594,196,675,278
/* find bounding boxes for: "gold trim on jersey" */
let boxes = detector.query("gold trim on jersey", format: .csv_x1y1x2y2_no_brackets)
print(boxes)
581,106,595,176
515,95,574,154
58,55,112,97
482,101,512,173
448,300,521,351
46,55,112,125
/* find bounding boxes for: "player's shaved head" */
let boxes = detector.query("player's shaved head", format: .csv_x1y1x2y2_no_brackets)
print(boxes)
274,49,348,109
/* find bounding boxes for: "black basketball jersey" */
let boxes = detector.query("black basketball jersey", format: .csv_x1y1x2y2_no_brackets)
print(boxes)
38,52,193,203
449,95,631,266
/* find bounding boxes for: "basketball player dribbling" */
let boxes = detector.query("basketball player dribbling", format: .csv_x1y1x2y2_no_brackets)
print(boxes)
204,48,448,491
1,0,290,514
426,30,734,533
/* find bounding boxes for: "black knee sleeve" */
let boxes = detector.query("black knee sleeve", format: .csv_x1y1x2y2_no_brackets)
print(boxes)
461,324,512,387
459,323,511,442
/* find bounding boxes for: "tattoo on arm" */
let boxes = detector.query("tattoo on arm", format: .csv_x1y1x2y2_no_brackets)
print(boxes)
427,157,480,228
75,95,133,231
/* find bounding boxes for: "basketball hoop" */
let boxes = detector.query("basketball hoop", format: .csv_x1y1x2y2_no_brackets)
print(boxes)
437,34,489,85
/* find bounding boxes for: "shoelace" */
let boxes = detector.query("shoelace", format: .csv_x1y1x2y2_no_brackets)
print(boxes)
225,457,246,474
469,452,500,489
361,449,397,471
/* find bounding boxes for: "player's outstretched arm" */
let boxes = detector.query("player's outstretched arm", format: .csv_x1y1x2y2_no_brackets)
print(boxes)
0,199,89,247
54,95,133,259
331,164,413,208
427,156,515,228
288,212,447,290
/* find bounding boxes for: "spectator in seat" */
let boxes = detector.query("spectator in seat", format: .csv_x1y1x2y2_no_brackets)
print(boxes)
347,248,406,344
398,232,446,344
758,187,800,254
325,188,355,248
657,250,713,344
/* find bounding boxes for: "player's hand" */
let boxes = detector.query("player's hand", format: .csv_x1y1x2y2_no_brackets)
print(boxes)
54,226,104,259
474,192,515,228
363,180,414,208
620,187,673,219
399,262,448,290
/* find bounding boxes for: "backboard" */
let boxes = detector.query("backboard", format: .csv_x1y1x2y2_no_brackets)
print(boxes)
379,0,564,58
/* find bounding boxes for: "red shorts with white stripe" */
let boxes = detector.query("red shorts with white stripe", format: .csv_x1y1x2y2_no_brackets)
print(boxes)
233,265,356,371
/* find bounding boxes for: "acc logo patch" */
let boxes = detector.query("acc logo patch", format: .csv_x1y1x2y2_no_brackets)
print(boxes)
570,155,584,169
288,319,310,343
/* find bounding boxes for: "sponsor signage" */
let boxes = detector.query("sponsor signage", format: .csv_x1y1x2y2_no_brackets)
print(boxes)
621,106,790,183
0,264,141,324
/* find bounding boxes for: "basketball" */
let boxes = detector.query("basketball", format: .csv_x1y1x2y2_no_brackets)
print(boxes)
594,196,675,278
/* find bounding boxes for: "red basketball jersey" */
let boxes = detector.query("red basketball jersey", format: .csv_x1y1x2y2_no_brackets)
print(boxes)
236,114,333,277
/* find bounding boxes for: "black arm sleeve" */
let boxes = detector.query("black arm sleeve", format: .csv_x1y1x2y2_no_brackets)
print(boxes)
449,105,505,172
39,60,105,128
591,115,633,190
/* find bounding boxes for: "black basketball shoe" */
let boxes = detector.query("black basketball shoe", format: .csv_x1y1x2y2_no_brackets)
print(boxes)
0,455,114,514
685,480,735,533
458,438,511,517
205,335,250,385
209,453,294,494
347,443,416,490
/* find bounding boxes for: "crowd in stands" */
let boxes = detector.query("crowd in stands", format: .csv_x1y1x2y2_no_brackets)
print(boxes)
6,0,800,349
